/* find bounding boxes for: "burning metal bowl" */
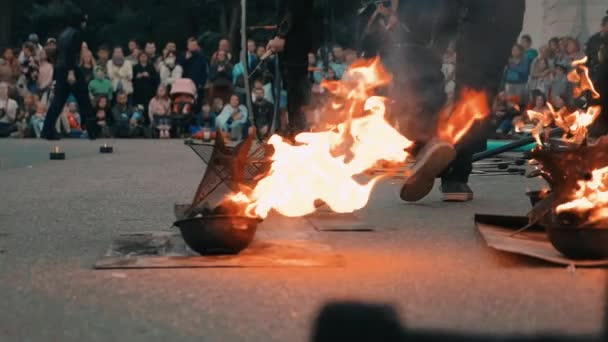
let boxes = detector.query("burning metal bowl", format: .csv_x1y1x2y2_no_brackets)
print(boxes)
174,215,261,255
546,220,608,259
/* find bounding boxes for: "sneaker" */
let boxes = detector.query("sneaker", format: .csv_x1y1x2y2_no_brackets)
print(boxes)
400,139,456,202
441,181,474,202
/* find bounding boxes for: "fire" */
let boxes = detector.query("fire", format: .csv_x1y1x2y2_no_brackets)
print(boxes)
567,57,600,99
228,58,489,218
556,166,608,226
438,89,488,145
230,58,413,218
524,57,601,147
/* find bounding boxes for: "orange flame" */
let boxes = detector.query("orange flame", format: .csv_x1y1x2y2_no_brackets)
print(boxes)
229,58,490,218
556,166,608,225
525,56,601,147
230,58,413,218
567,57,600,99
438,89,489,145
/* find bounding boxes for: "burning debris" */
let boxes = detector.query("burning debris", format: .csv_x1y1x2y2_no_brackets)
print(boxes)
526,56,608,233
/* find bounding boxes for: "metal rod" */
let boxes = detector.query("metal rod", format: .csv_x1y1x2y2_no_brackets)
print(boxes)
472,128,564,162
241,0,253,123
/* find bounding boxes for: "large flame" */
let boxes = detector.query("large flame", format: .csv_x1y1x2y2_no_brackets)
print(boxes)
229,58,489,218
231,58,413,218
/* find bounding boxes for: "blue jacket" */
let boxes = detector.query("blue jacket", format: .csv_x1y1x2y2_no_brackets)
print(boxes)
505,58,529,84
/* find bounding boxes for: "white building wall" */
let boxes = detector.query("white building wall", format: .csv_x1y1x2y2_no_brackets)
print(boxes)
521,0,608,48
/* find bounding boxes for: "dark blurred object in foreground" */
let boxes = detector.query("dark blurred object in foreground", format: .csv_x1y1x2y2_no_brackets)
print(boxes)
312,302,594,342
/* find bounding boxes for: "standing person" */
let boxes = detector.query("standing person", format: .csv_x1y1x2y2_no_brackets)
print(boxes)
216,94,248,138
148,85,172,138
528,54,552,98
209,50,233,103
181,37,208,101
391,0,526,202
562,38,585,66
37,49,54,104
246,39,258,70
0,82,19,137
79,48,96,85
586,12,608,80
252,87,274,138
18,42,40,97
111,91,143,138
107,46,134,99
30,102,47,138
41,12,96,140
96,45,110,75
144,42,160,67
126,39,140,65
93,96,112,138
88,67,113,101
520,34,538,63
549,64,572,105
159,51,182,89
132,52,158,124
504,44,530,106
1,48,20,86
267,0,315,137
211,38,233,63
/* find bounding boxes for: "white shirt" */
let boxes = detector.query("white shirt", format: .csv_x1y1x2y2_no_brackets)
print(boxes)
0,98,18,124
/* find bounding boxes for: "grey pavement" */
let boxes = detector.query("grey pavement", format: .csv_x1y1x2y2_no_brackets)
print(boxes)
0,139,606,341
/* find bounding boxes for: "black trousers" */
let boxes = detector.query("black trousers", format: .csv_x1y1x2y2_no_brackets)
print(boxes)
390,0,525,183
283,64,311,134
42,67,95,138
443,0,525,182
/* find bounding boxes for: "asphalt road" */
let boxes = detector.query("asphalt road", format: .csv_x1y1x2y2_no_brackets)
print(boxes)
0,139,606,341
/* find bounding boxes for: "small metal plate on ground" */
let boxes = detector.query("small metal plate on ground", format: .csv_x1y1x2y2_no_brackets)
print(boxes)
305,211,376,232
95,231,344,269
475,214,608,267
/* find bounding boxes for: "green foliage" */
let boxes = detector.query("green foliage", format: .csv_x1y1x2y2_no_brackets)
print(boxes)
10,0,360,51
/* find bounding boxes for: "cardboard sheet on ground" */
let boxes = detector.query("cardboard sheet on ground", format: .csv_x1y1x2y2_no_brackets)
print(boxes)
475,214,608,267
95,231,343,269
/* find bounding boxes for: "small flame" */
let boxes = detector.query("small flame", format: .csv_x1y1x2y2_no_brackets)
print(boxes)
567,57,600,99
556,166,608,225
438,89,488,145
526,56,601,147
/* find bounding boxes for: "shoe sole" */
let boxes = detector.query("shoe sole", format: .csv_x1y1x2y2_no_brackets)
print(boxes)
442,192,474,202
400,139,456,202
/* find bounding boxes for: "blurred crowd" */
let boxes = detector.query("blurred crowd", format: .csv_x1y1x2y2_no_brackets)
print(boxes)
0,14,606,141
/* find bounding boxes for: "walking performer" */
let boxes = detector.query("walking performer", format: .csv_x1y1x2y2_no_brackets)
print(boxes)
267,0,526,202
41,9,96,140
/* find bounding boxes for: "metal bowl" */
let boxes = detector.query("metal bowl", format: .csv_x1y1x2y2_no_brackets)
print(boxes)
547,222,608,259
174,215,261,255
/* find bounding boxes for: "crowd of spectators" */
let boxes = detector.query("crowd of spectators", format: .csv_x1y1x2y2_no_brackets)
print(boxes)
0,32,360,140
0,16,606,141
490,30,607,137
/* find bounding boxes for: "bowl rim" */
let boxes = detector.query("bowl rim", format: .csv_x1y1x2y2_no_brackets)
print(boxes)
174,215,263,226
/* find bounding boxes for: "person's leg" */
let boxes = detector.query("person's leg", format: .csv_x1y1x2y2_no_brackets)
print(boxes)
440,0,526,201
41,71,70,140
72,74,96,139
282,63,310,136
